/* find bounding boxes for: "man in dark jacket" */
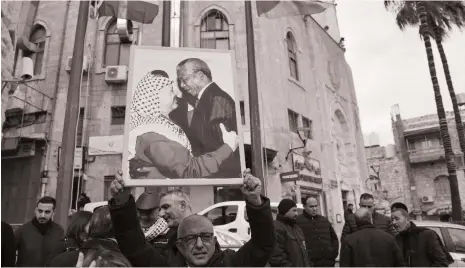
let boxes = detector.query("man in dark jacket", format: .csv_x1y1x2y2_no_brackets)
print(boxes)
2,221,16,267
296,197,339,267
340,208,405,267
108,169,276,267
15,196,64,267
341,193,395,243
269,199,310,267
391,204,451,267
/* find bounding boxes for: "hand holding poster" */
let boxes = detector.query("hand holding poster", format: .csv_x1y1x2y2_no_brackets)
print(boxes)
123,46,245,186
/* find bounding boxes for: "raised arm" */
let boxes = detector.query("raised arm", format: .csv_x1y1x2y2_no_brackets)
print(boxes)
108,173,167,267
231,171,276,266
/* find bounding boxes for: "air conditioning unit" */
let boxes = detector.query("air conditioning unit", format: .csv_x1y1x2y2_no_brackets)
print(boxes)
105,65,128,84
421,196,434,203
1,140,35,159
66,56,89,74
6,85,25,114
456,93,465,106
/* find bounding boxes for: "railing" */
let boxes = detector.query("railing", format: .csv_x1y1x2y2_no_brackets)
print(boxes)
409,147,445,163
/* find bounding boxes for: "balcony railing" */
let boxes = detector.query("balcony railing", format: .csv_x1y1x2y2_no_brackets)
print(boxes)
409,147,445,163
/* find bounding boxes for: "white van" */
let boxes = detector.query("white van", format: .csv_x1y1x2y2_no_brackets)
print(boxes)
198,201,305,241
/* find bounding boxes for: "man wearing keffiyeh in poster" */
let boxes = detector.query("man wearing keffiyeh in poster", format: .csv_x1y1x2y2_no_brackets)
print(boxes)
171,58,242,179
128,70,239,180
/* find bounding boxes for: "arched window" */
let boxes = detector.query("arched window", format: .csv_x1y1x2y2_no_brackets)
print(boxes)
200,9,230,49
29,25,46,75
104,20,138,66
286,32,299,81
434,175,451,200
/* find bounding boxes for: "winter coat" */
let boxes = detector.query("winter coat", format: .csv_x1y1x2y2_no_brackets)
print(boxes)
269,215,311,267
341,212,395,243
46,238,120,267
395,222,451,267
15,219,64,267
109,194,276,267
296,212,339,266
2,221,16,267
339,224,405,267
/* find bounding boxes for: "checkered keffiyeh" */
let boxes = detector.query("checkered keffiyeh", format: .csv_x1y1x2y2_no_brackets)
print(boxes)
143,217,169,241
128,71,191,160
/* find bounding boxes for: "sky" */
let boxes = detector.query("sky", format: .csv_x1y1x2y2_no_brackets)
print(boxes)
336,0,465,146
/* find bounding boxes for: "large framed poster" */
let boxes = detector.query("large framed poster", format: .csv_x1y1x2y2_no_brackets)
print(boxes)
123,46,245,186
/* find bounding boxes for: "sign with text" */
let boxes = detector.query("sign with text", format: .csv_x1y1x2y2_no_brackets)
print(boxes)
293,154,322,177
74,147,83,169
88,135,124,156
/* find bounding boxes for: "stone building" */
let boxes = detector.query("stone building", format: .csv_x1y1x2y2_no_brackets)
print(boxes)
365,106,465,219
1,1,368,235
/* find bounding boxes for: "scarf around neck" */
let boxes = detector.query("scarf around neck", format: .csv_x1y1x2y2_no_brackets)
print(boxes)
143,217,169,241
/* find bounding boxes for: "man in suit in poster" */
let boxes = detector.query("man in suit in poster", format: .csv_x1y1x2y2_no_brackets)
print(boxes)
170,58,241,178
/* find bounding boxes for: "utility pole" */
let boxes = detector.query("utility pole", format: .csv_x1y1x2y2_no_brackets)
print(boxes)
244,1,265,192
55,0,89,228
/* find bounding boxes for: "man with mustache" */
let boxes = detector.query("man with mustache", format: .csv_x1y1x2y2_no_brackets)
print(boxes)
15,196,64,266
269,199,311,267
108,169,276,266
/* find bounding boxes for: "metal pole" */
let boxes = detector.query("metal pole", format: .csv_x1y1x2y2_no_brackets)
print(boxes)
244,1,265,192
55,0,89,228
162,0,171,47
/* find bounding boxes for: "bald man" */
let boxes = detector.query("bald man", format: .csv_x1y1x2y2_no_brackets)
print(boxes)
108,169,276,267
296,197,339,267
339,208,405,267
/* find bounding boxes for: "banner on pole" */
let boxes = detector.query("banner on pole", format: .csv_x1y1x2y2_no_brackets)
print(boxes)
123,46,245,187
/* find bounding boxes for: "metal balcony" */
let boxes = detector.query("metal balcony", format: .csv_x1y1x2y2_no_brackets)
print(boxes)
409,147,445,164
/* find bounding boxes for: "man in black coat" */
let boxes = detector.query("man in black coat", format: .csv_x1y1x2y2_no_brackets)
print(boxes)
108,169,276,267
173,58,241,178
341,193,395,243
2,221,16,267
296,197,339,267
15,196,64,267
269,199,311,267
340,207,405,267
391,203,452,267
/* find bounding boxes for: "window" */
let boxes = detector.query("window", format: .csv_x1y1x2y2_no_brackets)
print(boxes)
434,176,451,199
286,32,299,80
104,20,137,66
76,108,84,147
205,205,238,226
426,227,445,244
239,101,245,125
214,186,243,204
449,228,465,253
302,116,313,139
407,140,416,151
111,106,126,125
200,9,230,49
23,25,46,76
288,109,299,133
103,176,114,201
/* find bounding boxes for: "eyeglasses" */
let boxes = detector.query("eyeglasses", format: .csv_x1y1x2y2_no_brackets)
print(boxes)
361,205,373,209
177,232,214,245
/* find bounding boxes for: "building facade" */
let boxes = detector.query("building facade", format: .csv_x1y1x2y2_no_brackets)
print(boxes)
1,1,368,235
365,107,465,219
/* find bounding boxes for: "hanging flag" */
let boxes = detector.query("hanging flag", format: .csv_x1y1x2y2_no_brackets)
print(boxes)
90,0,159,24
256,0,332,19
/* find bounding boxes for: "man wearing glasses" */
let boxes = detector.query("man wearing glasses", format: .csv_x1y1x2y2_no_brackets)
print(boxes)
108,169,276,267
341,193,396,243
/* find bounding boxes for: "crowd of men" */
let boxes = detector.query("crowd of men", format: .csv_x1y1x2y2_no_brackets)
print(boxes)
1,170,456,267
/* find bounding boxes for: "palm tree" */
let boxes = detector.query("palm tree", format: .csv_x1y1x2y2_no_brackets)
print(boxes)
386,1,465,161
385,1,463,221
